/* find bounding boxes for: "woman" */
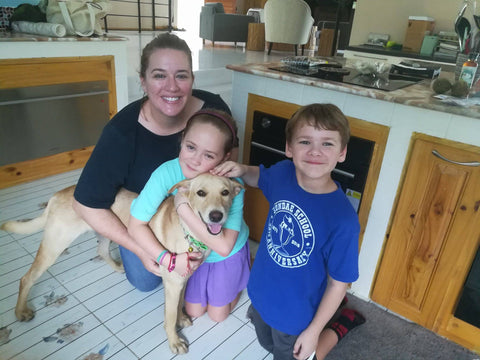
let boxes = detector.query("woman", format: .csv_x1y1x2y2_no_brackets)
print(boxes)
72,33,232,291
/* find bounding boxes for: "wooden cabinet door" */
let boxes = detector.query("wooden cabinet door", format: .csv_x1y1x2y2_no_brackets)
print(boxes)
372,134,480,350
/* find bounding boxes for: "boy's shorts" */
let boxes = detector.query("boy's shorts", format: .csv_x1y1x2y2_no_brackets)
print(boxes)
247,304,298,360
185,242,250,307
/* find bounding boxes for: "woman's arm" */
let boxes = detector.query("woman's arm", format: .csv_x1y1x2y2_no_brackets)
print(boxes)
128,215,166,261
293,276,348,360
72,198,162,276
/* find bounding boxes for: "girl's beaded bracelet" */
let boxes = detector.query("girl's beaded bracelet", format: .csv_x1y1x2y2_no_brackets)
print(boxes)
168,252,177,272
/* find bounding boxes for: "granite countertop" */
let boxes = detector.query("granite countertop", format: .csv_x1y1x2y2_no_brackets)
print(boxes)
226,61,480,120
346,45,457,65
0,31,127,42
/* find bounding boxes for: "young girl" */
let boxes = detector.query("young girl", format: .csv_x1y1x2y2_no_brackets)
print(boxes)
128,109,250,322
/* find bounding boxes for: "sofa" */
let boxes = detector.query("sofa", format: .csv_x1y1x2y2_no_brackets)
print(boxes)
199,3,256,46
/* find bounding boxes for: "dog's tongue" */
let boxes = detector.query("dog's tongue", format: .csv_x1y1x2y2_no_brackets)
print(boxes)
208,223,222,235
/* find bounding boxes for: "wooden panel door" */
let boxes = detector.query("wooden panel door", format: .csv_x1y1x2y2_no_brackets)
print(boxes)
372,134,480,351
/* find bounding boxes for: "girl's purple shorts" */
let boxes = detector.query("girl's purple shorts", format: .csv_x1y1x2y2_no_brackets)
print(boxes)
185,242,251,307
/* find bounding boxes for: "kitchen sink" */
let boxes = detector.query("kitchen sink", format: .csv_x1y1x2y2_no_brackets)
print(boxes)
341,69,426,91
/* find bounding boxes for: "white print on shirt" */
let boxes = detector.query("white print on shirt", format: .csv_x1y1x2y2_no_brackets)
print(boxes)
266,200,314,268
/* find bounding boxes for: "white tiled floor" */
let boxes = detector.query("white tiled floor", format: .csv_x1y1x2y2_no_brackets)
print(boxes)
0,169,271,360
0,31,289,360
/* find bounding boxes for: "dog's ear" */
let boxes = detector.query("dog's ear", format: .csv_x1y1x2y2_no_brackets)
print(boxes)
168,178,192,194
230,178,244,196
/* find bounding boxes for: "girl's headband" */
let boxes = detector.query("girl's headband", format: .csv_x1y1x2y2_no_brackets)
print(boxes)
187,110,236,146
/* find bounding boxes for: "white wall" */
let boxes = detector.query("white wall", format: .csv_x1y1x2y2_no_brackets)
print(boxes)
350,0,465,45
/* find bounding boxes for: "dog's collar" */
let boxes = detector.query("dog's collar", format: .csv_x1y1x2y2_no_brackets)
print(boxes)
181,223,208,252
185,234,208,252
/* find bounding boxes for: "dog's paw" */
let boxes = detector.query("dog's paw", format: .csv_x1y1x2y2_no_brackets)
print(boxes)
113,261,125,273
169,337,189,354
177,313,193,329
15,307,35,322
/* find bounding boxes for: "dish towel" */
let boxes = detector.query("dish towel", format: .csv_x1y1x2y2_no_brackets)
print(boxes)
11,21,66,37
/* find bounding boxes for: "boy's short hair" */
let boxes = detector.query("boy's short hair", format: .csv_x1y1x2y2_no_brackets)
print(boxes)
285,104,350,149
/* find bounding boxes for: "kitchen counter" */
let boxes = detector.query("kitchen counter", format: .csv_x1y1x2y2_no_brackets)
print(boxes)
345,45,457,64
0,31,127,42
226,61,480,120
1,32,129,110
227,61,480,301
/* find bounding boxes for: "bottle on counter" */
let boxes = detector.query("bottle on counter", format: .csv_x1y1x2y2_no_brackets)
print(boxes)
459,53,478,88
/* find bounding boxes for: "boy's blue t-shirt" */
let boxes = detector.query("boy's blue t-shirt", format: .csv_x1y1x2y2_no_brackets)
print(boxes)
130,158,248,263
247,160,360,335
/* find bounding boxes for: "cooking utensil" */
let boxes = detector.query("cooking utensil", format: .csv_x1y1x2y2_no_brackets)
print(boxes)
474,15,480,29
474,0,480,29
473,31,480,52
456,17,472,52
455,0,468,25
455,0,470,51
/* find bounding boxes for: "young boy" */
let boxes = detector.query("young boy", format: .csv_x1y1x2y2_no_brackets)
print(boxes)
213,104,364,360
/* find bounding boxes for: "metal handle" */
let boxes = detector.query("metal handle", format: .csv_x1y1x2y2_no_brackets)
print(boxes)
352,53,389,62
250,141,356,178
0,90,110,106
432,149,480,167
251,141,286,156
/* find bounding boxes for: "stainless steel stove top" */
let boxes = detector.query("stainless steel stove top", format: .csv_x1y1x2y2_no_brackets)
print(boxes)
269,65,426,91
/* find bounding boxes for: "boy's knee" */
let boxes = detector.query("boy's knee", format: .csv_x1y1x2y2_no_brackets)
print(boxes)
257,335,274,353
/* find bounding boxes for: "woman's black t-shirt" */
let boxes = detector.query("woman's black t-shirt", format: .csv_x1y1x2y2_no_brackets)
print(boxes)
74,89,230,209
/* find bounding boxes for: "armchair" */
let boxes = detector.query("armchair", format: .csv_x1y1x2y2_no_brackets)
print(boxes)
199,3,256,46
264,0,314,55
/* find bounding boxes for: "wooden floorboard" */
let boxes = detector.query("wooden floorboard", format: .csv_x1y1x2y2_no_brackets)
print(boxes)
0,169,261,359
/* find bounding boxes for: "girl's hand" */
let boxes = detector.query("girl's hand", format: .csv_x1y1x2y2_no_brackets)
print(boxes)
161,251,203,277
174,186,189,211
211,161,245,177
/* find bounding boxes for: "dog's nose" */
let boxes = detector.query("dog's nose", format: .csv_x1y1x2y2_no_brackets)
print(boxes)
209,210,223,223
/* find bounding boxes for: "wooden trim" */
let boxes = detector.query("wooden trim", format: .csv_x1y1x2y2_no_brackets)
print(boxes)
0,147,94,189
0,56,117,189
243,94,390,249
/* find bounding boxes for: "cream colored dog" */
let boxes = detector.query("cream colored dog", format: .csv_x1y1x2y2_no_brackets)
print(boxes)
1,173,243,354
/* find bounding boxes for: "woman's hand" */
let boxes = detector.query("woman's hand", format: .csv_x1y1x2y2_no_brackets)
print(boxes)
138,249,163,276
